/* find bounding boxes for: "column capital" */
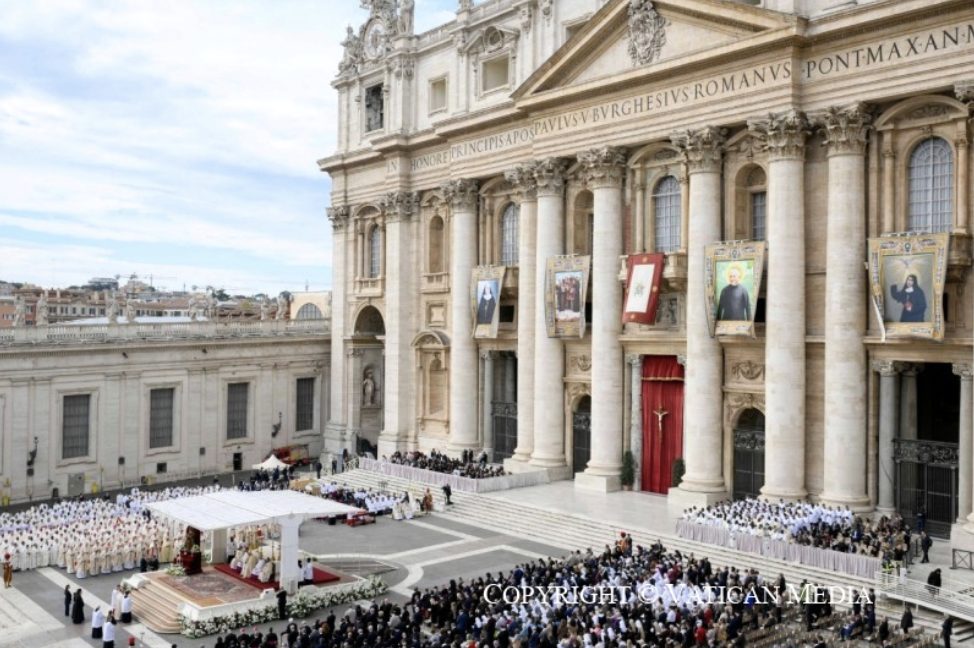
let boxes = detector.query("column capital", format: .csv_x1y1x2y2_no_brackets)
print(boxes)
747,109,811,161
441,179,480,211
815,103,872,157
327,205,350,231
347,347,365,358
533,157,570,197
480,349,495,361
900,362,923,377
872,359,904,376
676,354,687,368
626,354,642,368
380,191,419,222
670,126,727,174
954,80,974,106
954,363,974,379
504,163,539,203
577,146,628,190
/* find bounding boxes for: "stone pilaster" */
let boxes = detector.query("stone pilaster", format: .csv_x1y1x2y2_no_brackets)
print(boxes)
377,192,419,455
899,363,921,441
954,363,973,522
873,360,902,514
628,354,643,492
667,127,728,506
505,163,538,467
482,350,495,461
325,206,350,453
749,110,810,501
575,146,627,492
443,179,481,453
530,158,569,468
818,104,872,511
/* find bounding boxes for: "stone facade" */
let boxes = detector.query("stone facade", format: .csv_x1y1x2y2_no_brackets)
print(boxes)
0,320,329,504
321,0,974,541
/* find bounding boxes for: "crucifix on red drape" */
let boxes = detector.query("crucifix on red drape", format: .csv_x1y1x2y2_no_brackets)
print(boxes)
641,356,684,494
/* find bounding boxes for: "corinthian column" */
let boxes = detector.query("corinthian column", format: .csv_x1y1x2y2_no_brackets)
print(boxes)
505,164,538,468
443,179,481,453
530,158,569,468
325,206,350,453
576,146,627,492
377,191,419,456
668,127,728,505
748,109,810,501
953,363,974,523
873,360,902,514
818,105,872,511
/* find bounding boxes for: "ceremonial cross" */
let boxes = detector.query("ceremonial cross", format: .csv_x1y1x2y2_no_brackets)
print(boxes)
653,406,668,440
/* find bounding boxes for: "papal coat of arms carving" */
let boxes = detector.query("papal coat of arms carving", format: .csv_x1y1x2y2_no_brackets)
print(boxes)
627,0,668,67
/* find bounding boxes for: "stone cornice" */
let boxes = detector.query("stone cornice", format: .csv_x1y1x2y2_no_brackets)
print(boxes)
815,103,872,157
670,126,726,174
504,163,539,203
747,109,810,161
441,179,480,211
380,191,419,222
577,146,628,189
533,157,570,197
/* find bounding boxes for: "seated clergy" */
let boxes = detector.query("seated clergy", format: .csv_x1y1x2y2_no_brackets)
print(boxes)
258,559,274,583
230,550,248,572
244,551,259,576
251,558,266,579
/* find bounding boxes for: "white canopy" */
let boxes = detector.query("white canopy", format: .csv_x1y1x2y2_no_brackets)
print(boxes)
252,454,290,471
145,489,359,532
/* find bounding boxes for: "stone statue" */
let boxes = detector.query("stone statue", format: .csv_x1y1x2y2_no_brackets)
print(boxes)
36,292,49,327
362,368,378,406
627,0,667,67
399,0,415,35
339,25,364,75
206,293,217,319
12,296,25,328
124,300,136,324
275,294,287,321
107,294,119,324
260,298,270,321
188,295,200,321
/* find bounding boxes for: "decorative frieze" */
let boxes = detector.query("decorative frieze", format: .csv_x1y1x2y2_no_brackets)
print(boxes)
730,360,765,382
670,126,726,174
533,157,569,197
577,146,628,189
817,103,872,156
440,179,480,211
747,109,810,161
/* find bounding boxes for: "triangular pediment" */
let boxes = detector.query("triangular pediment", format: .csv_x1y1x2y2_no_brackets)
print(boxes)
514,0,796,103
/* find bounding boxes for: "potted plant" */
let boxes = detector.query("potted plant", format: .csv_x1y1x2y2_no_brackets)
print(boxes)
672,457,686,488
620,450,636,491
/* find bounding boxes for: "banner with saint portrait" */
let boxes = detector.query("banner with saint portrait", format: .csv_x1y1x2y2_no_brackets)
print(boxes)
704,240,766,337
867,233,949,341
545,255,591,338
622,253,665,325
471,266,507,339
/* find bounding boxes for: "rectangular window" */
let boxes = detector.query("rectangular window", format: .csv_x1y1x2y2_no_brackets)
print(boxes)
296,377,315,431
751,191,767,241
149,387,175,449
482,55,510,92
429,77,447,114
364,84,384,132
226,382,249,440
62,394,91,459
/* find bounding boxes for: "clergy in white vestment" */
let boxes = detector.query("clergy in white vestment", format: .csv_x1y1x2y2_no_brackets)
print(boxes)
91,606,105,639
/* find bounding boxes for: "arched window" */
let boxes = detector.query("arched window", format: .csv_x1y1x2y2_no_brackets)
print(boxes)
908,137,953,233
653,176,681,253
296,303,323,320
369,226,381,278
747,167,767,241
500,203,519,265
428,216,444,273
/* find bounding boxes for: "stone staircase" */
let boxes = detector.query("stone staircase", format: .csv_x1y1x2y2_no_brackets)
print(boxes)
129,577,184,634
334,468,956,637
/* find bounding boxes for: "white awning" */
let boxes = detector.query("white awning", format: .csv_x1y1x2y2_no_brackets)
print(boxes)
252,454,290,471
146,489,359,531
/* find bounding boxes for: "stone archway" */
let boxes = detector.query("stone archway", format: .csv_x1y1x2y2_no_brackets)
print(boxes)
351,305,385,455
732,408,766,500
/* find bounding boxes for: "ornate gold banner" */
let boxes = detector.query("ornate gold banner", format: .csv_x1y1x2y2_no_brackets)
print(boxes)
471,266,507,339
545,255,591,338
704,240,766,338
867,233,949,341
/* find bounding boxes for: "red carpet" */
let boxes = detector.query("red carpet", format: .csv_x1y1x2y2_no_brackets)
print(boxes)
213,563,340,591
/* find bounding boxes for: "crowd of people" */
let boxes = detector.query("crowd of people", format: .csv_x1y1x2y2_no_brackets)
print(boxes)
237,466,299,492
0,485,221,579
385,449,507,479
318,481,404,517
681,499,913,563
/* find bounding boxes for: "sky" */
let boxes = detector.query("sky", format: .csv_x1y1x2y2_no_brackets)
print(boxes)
0,0,455,296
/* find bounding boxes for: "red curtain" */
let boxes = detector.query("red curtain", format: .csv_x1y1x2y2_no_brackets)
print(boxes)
641,355,684,493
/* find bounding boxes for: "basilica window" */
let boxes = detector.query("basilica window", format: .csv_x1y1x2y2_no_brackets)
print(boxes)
482,54,510,93
226,382,249,440
295,377,315,432
368,226,382,278
62,394,91,460
148,387,175,449
907,136,953,233
429,76,447,114
746,167,767,241
653,175,681,253
500,203,518,266
364,83,384,133
295,303,323,320
428,215,444,273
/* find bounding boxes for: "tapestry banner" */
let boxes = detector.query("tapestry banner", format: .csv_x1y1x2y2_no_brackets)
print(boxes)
471,266,507,339
545,255,591,338
623,253,665,326
867,232,949,341
704,240,766,337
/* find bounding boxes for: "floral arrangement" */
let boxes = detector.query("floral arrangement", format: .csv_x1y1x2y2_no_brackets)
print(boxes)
165,564,186,577
178,575,386,638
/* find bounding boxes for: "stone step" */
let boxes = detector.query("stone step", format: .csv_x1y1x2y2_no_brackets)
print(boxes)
130,581,182,634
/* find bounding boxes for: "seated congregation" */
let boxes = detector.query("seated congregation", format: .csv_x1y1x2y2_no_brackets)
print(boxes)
384,448,507,479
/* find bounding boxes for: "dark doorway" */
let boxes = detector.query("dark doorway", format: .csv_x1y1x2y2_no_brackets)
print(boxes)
732,408,766,500
491,353,518,462
572,396,592,475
